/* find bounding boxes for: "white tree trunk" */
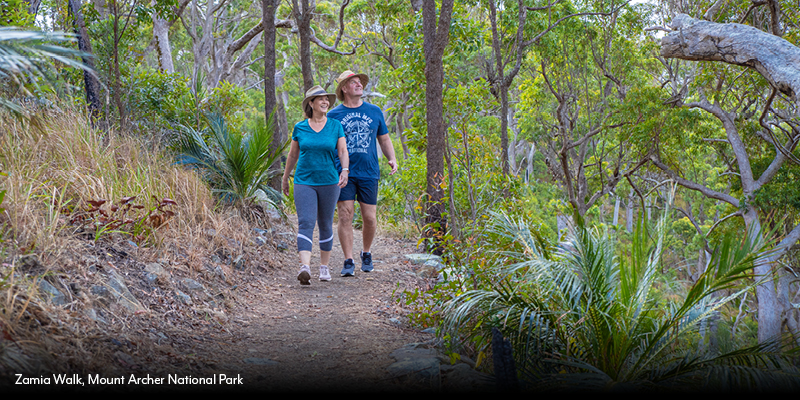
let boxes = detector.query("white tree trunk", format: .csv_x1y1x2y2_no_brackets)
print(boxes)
153,13,174,74
525,142,536,184
626,189,634,233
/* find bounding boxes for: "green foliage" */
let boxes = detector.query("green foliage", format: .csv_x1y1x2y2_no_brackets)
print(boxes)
0,27,88,117
378,151,426,232
439,199,800,390
174,113,288,213
0,0,35,27
122,66,251,137
402,278,463,330
201,81,249,128
378,119,524,240
0,171,6,215
123,65,191,131
751,152,800,213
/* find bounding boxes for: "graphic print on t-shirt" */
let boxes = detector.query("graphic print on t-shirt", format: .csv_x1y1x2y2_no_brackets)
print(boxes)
340,112,374,154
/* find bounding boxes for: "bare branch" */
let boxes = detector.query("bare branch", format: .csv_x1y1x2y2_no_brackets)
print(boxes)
707,211,743,237
525,0,565,12
649,154,741,207
523,1,631,48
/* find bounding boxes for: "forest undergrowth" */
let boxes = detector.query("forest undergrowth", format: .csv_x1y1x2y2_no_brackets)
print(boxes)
0,107,288,383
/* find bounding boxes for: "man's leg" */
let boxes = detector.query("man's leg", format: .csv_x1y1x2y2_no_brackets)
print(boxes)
356,176,379,272
360,202,377,254
337,200,355,260
337,200,357,276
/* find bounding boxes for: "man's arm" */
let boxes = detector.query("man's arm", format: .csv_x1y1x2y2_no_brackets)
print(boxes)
376,134,398,175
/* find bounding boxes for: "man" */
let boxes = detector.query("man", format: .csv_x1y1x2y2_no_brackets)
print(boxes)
327,70,398,277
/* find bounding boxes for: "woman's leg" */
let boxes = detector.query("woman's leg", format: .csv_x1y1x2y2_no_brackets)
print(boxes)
317,184,340,279
294,184,318,285
294,184,319,253
317,184,340,254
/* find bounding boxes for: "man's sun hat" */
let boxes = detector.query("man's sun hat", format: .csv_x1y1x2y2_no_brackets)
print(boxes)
301,85,337,112
335,70,369,101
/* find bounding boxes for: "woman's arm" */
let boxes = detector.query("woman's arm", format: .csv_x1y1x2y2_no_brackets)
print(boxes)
337,136,349,188
282,140,300,196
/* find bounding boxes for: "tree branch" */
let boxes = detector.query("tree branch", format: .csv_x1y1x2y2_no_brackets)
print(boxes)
649,154,740,207
661,14,800,104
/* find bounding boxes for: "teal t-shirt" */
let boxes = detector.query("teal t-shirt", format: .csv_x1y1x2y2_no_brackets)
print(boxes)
291,118,345,186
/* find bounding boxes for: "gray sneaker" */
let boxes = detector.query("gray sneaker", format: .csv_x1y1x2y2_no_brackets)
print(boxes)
341,258,355,277
319,265,331,281
361,252,373,272
297,265,311,285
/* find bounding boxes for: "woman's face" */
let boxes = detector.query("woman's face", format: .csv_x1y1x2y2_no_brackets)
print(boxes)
310,96,330,115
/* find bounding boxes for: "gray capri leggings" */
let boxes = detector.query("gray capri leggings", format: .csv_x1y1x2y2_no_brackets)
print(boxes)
294,183,340,252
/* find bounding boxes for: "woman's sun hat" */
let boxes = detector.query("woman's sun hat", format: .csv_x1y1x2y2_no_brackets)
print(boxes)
335,70,369,101
301,85,337,112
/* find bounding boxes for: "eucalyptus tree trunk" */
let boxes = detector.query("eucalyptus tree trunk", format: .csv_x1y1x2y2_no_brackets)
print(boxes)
661,14,800,107
488,0,510,176
22,0,41,16
153,11,174,74
108,0,132,126
292,0,314,91
626,190,634,233
525,143,535,183
264,0,282,191
68,0,102,122
420,0,454,254
657,15,800,342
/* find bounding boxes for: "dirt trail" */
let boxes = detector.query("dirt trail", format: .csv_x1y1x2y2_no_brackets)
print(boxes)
190,215,434,392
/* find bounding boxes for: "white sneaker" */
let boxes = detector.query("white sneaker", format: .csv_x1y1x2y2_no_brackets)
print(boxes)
319,265,331,281
297,265,311,285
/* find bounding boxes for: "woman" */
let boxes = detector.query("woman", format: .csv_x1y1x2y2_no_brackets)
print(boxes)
282,85,349,285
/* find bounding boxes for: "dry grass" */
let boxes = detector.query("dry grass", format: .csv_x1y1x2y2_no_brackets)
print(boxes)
0,108,216,253
0,106,275,379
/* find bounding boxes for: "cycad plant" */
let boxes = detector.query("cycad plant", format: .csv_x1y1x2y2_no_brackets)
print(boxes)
442,196,800,391
0,27,88,117
174,113,288,220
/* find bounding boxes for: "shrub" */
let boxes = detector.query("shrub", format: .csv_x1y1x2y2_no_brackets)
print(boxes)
123,65,191,133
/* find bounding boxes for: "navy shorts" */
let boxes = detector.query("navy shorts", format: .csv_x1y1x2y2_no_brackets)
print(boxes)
338,177,379,205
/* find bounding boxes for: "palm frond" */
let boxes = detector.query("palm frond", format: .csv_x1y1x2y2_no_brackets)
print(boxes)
173,112,287,213
440,184,798,391
0,27,91,117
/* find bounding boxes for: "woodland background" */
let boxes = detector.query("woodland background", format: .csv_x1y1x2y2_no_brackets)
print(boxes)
2,0,800,390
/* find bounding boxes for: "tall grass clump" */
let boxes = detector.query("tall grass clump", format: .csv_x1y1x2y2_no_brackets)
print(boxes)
0,106,215,254
0,106,220,378
439,191,800,391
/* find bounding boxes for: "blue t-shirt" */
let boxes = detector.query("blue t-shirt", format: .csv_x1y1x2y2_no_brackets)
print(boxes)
291,118,345,186
327,102,388,179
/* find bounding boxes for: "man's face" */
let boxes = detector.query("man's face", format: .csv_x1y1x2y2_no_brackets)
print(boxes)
342,76,363,98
